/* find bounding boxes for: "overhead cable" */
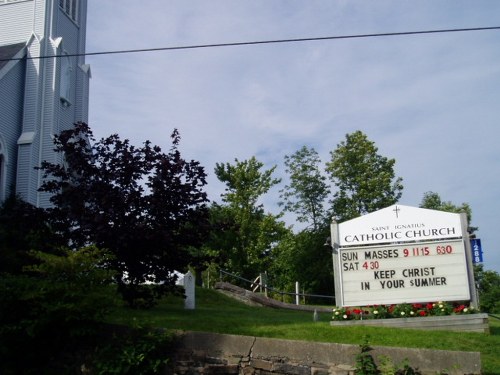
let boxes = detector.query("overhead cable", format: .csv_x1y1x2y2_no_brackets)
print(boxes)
1,26,500,62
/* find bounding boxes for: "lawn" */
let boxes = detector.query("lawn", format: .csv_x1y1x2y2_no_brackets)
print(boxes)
108,287,500,374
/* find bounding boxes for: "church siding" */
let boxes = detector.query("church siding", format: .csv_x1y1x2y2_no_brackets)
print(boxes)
1,0,89,208
0,0,34,46
15,143,32,201
75,65,90,123
0,59,25,199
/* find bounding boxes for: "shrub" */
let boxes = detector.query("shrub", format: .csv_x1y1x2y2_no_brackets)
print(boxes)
90,325,175,375
0,246,117,374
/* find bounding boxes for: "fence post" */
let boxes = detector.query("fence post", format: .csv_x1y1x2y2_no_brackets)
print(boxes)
265,272,268,297
295,281,300,305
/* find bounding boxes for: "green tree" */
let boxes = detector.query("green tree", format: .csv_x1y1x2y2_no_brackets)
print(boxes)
420,191,476,232
213,157,286,280
269,227,334,302
0,195,64,274
325,131,403,222
0,246,116,374
474,265,500,313
279,146,330,231
38,123,209,307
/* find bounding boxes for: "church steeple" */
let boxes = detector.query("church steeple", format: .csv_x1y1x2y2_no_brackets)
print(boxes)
0,0,90,207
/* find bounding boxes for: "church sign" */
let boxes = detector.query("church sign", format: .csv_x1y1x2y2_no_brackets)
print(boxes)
330,205,477,307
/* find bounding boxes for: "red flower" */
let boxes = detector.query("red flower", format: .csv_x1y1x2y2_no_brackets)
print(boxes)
419,311,427,316
426,303,433,310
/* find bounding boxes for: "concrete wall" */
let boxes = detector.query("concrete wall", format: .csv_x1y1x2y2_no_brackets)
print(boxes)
171,331,481,375
331,313,489,333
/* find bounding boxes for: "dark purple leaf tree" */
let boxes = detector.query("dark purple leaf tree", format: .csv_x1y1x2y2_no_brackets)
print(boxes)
39,122,209,307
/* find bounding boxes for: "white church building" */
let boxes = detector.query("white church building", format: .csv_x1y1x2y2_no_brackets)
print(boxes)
0,0,90,207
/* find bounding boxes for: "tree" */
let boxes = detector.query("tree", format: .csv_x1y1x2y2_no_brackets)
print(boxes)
268,227,333,302
0,246,116,373
474,264,500,313
325,131,403,222
279,146,330,231
0,195,64,274
38,122,209,306
420,191,476,232
213,157,286,280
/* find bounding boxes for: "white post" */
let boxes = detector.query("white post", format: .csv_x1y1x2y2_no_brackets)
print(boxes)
331,220,341,307
295,281,300,305
184,270,195,310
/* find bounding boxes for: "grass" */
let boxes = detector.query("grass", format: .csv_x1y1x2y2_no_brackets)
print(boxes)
108,287,500,374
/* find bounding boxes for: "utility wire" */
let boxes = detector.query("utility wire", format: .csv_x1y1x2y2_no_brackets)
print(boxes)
1,26,500,62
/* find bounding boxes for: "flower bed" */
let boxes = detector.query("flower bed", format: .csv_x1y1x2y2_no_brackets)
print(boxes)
330,302,489,333
332,302,474,320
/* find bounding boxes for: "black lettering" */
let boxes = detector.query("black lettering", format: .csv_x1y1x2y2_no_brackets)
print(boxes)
402,267,436,277
379,280,404,289
374,270,395,279
411,277,447,287
342,252,358,261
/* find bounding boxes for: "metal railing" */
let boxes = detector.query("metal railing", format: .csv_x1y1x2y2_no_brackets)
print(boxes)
219,269,335,305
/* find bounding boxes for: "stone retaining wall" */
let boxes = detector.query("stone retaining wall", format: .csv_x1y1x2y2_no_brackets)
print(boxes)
170,331,481,375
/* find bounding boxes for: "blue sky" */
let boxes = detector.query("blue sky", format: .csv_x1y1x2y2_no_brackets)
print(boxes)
86,1,500,272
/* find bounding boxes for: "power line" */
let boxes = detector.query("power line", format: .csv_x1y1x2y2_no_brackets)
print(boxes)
2,26,500,62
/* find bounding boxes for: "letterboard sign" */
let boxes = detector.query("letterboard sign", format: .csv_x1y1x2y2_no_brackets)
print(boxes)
331,205,473,307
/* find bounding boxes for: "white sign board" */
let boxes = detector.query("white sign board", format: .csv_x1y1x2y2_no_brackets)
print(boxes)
332,205,473,307
338,205,462,246
339,239,470,306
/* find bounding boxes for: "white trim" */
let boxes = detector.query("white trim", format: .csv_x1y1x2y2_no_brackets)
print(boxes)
17,131,36,145
51,36,63,48
0,45,26,80
79,63,91,77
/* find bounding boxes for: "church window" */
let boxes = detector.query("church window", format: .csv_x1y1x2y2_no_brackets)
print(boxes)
60,53,72,106
59,0,79,23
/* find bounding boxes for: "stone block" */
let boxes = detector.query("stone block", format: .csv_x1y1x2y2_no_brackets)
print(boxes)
204,364,239,374
311,365,330,375
241,366,255,375
250,358,273,371
272,362,310,375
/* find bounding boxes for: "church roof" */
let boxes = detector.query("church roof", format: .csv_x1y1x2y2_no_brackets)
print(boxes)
0,42,26,71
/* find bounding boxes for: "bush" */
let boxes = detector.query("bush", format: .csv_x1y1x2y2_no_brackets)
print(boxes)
90,325,175,375
0,246,117,374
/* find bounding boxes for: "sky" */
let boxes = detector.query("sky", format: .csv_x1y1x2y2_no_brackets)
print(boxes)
85,1,500,272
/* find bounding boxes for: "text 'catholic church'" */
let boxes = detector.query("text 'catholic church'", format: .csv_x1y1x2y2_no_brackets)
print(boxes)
0,0,90,207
